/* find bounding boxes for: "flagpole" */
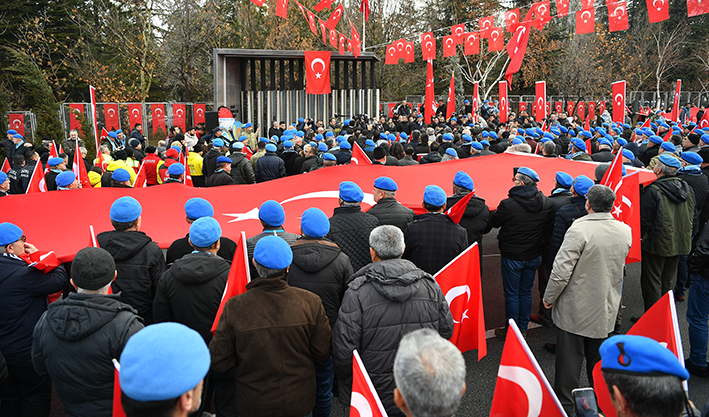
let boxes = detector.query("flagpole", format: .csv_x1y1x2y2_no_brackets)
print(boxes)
362,7,365,51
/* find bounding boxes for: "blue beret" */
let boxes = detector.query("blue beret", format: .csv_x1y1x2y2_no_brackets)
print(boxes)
481,140,490,146
13,134,23,139
0,222,23,246
301,207,330,237
388,134,396,141
323,153,336,161
111,168,131,182
450,117,457,122
340,141,351,150
283,141,293,149
642,128,654,137
318,143,328,152
170,146,182,153
571,138,587,151
651,122,657,130
6,129,16,135
658,153,681,168
580,130,592,139
259,200,285,226
294,131,304,138
48,157,63,166
453,171,474,190
616,138,627,146
445,148,457,157
517,166,540,182
535,127,543,134
189,217,221,248
168,163,185,175
265,144,277,152
298,118,304,123
622,149,635,161
120,323,210,402
555,172,573,189
550,127,560,135
660,142,676,152
400,132,408,140
529,131,540,138
316,134,324,141
309,141,317,148
649,135,663,145
366,139,376,146
660,122,670,129
623,123,630,128
0,171,6,184
596,127,607,135
481,131,490,138
681,152,702,166
489,132,498,140
108,131,118,138
339,181,363,202
56,171,76,187
600,335,689,380
541,138,551,143
245,122,253,128
464,99,470,104
443,133,453,141
599,139,613,147
325,131,334,137
259,137,269,143
572,175,594,196
543,132,555,140
233,142,245,150
559,126,568,134
471,141,483,150
253,235,292,269
701,134,709,144
213,139,224,147
462,134,472,142
589,127,596,133
116,129,123,134
374,176,398,191
423,185,446,207
110,196,142,222
184,197,214,220
525,128,534,136
239,136,247,142
568,130,577,137
512,138,524,145
336,136,346,143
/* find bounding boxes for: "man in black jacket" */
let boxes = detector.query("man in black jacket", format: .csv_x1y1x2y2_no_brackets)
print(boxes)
256,143,286,182
154,217,236,417
229,142,256,183
206,156,235,187
367,176,414,231
288,208,353,417
165,198,237,266
97,197,167,324
491,166,552,338
686,212,709,377
246,200,300,277
45,156,66,191
404,185,468,275
332,225,454,417
203,139,224,178
328,181,380,272
32,247,144,417
446,171,491,258
280,140,301,174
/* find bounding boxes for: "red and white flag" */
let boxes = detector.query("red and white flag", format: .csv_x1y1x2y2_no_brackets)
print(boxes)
505,9,521,33
212,232,251,333
577,101,586,121
499,81,508,124
519,102,528,112
671,79,681,123
599,100,607,115
104,103,120,131
420,32,436,61
451,23,466,43
504,23,531,85
555,101,563,114
446,73,456,120
132,162,148,188
472,82,479,115
488,27,504,51
446,192,475,224
90,225,98,248
73,145,91,189
250,0,265,6
434,243,486,356
351,349,388,417
152,103,166,134
305,51,332,95
490,319,566,417
556,0,569,16
699,110,709,129
275,0,288,19
403,41,415,63
127,103,142,129
351,141,371,165
385,43,398,65
608,2,629,32
688,0,709,16
69,103,84,131
535,81,546,122
530,1,552,30
194,104,206,125
360,0,370,21
588,101,596,120
89,86,100,154
325,4,343,29
26,161,47,193
593,291,683,417
479,16,495,38
576,8,595,33
612,80,626,124
425,60,435,124
113,361,127,417
601,152,641,264
8,114,25,137
443,35,456,57
314,0,332,11
464,32,480,55
180,149,194,187
1,158,9,174
172,103,186,131
646,0,669,22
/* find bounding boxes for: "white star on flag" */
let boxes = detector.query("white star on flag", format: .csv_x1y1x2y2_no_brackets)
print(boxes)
316,72,322,79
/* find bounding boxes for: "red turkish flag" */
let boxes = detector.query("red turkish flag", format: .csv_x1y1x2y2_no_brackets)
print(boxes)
350,350,388,417
305,51,331,95
535,81,546,122
488,27,504,51
576,8,595,34
1,158,9,173
434,243,486,356
451,23,466,43
212,232,251,333
506,9,520,32
608,2,629,31
577,101,585,120
490,319,566,417
479,16,495,37
601,153,641,263
393,39,406,59
306,10,319,34
593,292,682,417
89,85,100,152
556,0,569,16
504,23,531,85
338,33,346,55
555,101,562,113
194,104,206,125
350,23,361,58
180,149,193,187
464,32,480,55
351,141,371,165
103,103,119,131
132,162,148,188
275,0,288,18
151,103,166,134
404,41,415,63
313,0,332,12
519,102,528,112
72,145,91,189
671,79,681,123
8,114,24,137
295,0,306,19
646,0,669,22
326,4,343,29
446,73,456,120
329,28,338,49
319,19,328,44
250,0,265,6
530,1,552,30
446,192,475,224
127,103,143,129
420,32,436,61
69,103,84,131
96,146,107,170
443,35,456,57
499,81,508,124
172,103,186,131
688,0,709,16
385,43,398,65
566,101,575,116
472,82,479,115
612,80,626,123
599,100,606,114
26,161,47,194
113,366,127,417
588,101,596,120
360,0,370,21
387,103,397,118
699,110,709,129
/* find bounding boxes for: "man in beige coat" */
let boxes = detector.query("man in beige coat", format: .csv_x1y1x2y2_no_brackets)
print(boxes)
543,184,632,414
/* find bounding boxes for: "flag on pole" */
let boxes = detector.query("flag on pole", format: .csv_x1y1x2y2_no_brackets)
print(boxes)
132,162,148,188
1,158,9,174
499,81,508,124
671,80,681,123
612,81,626,124
446,191,475,224
446,73,456,120
90,225,98,248
112,359,127,417
434,243,486,356
351,141,371,165
89,86,100,157
26,161,47,193
73,145,91,189
350,350,388,417
425,60,435,124
601,153,641,263
211,232,251,333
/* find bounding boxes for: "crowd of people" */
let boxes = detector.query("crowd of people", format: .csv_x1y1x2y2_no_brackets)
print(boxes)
1,98,709,417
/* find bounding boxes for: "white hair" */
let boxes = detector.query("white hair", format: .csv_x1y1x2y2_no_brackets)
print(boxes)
369,225,404,260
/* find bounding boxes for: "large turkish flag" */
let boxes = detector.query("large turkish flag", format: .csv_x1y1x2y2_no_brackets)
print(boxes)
612,80,626,123
646,0,669,22
172,103,186,131
104,103,120,131
305,51,331,95
69,104,84,131
151,103,166,134
8,114,25,137
420,32,436,61
535,81,546,122
194,104,206,125
499,81,508,124
127,104,143,129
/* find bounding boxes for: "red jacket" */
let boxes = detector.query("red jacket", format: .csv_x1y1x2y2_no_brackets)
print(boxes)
141,154,161,185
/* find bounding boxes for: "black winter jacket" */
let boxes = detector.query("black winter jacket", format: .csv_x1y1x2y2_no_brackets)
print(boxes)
96,230,166,324
153,252,230,343
288,237,354,329
280,150,300,175
547,196,587,268
166,235,237,266
591,149,615,162
328,206,380,273
0,256,67,365
446,193,492,247
689,220,709,278
332,259,454,417
543,190,573,254
203,148,222,178
491,185,553,260
256,152,286,182
419,152,442,164
32,293,143,417
403,213,468,275
367,197,414,231
678,166,709,235
206,170,235,187
229,153,256,184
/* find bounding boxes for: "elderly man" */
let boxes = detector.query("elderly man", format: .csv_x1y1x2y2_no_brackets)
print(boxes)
544,185,632,414
206,156,235,187
333,225,454,417
246,200,300,276
64,129,85,155
55,171,79,190
367,176,415,231
393,329,466,417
